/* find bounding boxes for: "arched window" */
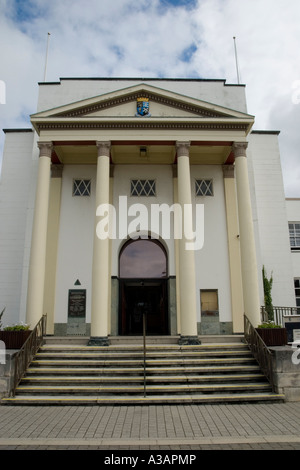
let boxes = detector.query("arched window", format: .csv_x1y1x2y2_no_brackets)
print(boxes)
119,239,167,279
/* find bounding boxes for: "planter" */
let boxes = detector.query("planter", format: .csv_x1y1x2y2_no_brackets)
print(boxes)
0,330,31,349
256,327,287,346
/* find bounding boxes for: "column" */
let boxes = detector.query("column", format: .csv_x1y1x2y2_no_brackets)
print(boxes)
176,142,200,345
233,142,261,327
222,164,244,333
89,141,111,346
26,141,52,328
43,164,63,335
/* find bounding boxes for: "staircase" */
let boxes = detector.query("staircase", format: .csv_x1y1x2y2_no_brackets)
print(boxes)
2,336,285,405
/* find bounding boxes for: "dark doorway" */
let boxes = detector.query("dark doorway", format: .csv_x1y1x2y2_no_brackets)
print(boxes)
119,239,169,335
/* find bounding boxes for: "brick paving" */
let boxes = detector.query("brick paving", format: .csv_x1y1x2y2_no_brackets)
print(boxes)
0,402,300,450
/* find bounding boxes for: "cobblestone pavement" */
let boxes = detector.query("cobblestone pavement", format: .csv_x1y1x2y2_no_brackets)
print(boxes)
0,402,300,451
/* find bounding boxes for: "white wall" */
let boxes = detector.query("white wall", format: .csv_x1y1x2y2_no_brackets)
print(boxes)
111,164,175,277
191,165,232,322
248,132,295,307
54,165,96,323
0,131,36,326
286,199,300,279
37,78,248,114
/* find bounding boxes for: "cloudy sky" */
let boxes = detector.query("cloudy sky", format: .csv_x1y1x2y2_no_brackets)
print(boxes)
0,0,299,197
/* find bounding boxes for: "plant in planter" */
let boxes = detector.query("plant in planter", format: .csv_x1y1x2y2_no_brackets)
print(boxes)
256,321,287,346
0,310,31,349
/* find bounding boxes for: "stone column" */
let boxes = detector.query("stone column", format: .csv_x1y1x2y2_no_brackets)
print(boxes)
233,142,261,327
222,164,244,333
89,141,111,346
176,142,200,344
26,142,52,328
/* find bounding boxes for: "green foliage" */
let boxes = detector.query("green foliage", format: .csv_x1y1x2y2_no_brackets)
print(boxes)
3,323,30,331
257,321,282,329
262,266,274,321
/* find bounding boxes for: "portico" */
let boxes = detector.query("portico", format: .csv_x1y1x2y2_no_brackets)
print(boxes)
25,82,261,343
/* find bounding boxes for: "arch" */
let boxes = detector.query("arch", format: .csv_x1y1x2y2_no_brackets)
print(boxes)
119,238,167,279
118,238,169,335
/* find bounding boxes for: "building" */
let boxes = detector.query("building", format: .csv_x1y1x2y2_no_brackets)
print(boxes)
0,77,298,345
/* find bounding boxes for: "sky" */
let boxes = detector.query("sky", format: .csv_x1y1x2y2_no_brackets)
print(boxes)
0,0,299,197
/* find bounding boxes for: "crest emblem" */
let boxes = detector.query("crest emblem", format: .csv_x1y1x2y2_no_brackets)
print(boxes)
136,97,151,117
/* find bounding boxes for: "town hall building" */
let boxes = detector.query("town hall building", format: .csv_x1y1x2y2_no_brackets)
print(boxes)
0,78,299,346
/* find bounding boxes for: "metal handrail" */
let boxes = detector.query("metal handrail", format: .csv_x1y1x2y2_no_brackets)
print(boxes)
261,306,300,326
11,315,47,397
143,312,147,397
244,315,274,391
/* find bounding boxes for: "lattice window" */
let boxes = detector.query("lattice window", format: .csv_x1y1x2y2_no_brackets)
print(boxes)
73,179,91,197
289,222,300,249
195,179,213,196
131,179,156,197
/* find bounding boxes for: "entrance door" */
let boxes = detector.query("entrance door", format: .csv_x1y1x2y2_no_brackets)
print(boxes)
119,239,168,335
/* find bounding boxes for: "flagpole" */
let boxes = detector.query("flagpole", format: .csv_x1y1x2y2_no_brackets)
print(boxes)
233,36,240,84
43,32,51,82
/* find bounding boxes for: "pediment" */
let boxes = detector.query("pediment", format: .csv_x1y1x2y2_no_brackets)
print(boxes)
31,83,253,121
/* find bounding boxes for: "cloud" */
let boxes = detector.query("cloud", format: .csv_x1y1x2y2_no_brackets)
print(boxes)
0,0,299,196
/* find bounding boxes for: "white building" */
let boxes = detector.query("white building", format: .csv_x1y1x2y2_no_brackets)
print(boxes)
0,77,298,345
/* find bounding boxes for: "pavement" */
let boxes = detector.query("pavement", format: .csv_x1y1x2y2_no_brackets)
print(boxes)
0,402,300,451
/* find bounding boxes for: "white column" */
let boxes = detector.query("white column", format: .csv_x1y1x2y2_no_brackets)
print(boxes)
89,141,111,346
26,142,52,328
233,142,261,327
176,142,200,344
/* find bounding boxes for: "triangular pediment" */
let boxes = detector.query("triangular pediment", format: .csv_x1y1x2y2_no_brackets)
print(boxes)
31,83,253,121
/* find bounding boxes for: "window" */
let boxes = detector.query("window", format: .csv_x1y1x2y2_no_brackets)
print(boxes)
289,223,300,250
295,279,300,313
131,179,156,197
195,179,213,196
200,290,219,315
73,179,91,197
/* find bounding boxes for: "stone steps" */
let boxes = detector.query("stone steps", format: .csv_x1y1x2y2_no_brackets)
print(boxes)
1,338,285,405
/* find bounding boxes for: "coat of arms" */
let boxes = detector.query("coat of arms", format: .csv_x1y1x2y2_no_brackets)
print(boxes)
136,97,151,117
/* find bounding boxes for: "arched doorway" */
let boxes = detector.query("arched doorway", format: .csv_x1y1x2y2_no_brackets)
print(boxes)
119,238,169,335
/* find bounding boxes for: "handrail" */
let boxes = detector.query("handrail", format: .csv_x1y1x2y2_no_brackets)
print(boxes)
261,306,300,326
11,315,47,397
244,315,275,391
142,312,146,397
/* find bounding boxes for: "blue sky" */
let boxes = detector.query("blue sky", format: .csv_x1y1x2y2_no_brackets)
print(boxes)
1,0,300,196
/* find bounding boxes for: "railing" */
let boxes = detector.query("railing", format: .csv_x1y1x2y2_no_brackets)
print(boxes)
11,315,47,397
142,311,147,397
261,306,300,326
244,315,275,391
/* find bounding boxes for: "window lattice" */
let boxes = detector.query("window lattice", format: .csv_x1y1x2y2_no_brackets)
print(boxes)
131,179,156,197
195,179,213,196
289,223,300,248
73,179,91,197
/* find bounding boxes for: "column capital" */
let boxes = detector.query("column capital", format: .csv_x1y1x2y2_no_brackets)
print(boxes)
222,164,235,178
96,141,111,158
176,141,190,158
38,141,53,158
232,142,248,158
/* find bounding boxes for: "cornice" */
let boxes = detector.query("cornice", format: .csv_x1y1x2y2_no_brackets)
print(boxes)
54,91,230,119
35,121,250,132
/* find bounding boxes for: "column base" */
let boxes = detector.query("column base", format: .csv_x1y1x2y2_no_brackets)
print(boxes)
87,336,110,346
178,335,201,345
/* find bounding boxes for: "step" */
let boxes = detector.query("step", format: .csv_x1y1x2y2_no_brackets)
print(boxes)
15,382,273,396
1,392,285,406
1,339,285,406
20,373,266,385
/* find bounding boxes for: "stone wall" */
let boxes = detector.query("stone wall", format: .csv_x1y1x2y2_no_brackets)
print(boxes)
0,351,17,398
271,345,300,402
